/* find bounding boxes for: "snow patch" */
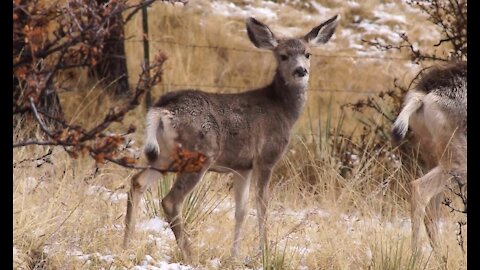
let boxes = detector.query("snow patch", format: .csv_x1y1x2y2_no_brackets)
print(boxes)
138,217,170,233
357,21,403,43
64,249,116,263
86,185,127,203
24,176,38,192
208,258,222,269
212,198,235,213
310,1,331,17
372,10,406,24
346,1,360,8
211,2,278,21
132,255,194,270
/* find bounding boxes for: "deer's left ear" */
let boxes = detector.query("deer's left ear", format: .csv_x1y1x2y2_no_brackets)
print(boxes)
304,14,339,46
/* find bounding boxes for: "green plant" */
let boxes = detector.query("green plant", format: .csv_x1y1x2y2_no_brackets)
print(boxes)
369,236,431,270
261,235,303,270
144,174,229,230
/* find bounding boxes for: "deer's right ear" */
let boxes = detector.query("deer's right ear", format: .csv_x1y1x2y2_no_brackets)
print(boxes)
246,17,278,50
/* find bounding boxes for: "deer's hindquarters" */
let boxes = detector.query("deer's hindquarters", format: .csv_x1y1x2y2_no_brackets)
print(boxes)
393,62,467,256
144,108,178,166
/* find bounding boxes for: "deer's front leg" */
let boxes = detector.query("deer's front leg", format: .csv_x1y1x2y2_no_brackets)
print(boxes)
231,169,252,258
254,167,272,252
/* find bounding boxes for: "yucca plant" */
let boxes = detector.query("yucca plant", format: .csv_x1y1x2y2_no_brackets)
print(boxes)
260,235,303,270
144,173,229,230
369,236,431,270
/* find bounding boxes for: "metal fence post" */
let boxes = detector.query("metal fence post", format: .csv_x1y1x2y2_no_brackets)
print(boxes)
142,2,152,109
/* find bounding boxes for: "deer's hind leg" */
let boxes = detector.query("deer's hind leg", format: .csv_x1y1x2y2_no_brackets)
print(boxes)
424,193,442,251
161,166,210,260
411,166,448,253
124,169,161,248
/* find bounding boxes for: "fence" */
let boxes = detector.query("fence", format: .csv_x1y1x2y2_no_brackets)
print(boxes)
126,20,426,97
127,37,420,95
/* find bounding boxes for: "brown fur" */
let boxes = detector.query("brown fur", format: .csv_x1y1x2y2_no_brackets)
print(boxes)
416,61,467,94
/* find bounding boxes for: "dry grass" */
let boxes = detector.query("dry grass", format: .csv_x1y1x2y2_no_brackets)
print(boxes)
13,0,466,269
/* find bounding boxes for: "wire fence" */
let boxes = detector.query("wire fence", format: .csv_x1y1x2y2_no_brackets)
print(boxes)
126,38,413,61
125,37,417,96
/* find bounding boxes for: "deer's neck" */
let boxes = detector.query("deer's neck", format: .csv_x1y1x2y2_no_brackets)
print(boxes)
269,72,308,123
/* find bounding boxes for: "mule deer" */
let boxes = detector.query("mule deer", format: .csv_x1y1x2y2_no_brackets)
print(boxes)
392,61,467,255
123,15,339,259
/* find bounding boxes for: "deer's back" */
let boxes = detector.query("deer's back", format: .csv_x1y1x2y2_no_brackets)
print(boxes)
417,61,467,129
153,89,292,170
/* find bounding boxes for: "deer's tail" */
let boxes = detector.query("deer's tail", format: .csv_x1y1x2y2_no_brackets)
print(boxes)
144,108,162,162
392,90,425,143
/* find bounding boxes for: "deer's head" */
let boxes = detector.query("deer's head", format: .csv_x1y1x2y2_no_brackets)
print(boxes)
246,15,339,87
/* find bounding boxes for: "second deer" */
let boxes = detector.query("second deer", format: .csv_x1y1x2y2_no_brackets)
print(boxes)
392,61,467,257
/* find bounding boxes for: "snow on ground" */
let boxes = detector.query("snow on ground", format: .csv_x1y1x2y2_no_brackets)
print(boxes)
23,176,37,191
210,1,278,21
38,196,450,269
84,186,200,268
138,217,176,240
309,1,333,17
207,0,441,58
86,185,128,203
13,246,21,266
208,258,222,269
357,21,404,43
50,249,118,266
132,258,194,270
372,9,406,24
61,248,195,270
208,0,335,36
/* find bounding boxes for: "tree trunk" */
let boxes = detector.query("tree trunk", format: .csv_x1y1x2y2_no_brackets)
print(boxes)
38,86,63,128
89,0,130,97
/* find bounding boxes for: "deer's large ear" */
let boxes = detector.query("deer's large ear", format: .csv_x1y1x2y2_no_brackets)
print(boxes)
246,17,278,50
304,14,339,46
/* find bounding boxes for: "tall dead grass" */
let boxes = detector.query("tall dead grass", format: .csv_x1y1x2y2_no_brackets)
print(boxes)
13,0,466,269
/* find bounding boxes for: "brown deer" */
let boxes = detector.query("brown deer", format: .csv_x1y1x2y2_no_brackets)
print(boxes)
123,15,340,259
392,61,467,255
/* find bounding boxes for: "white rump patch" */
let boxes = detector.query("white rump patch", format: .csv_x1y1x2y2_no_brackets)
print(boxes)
145,108,178,165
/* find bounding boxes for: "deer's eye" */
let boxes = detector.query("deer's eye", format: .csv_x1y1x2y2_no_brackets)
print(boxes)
280,55,288,61
305,53,311,59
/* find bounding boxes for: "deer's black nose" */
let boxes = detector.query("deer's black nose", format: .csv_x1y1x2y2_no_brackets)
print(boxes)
293,67,308,77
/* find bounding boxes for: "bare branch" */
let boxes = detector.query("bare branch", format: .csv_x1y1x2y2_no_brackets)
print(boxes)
13,149,53,168
13,140,75,148
29,97,53,137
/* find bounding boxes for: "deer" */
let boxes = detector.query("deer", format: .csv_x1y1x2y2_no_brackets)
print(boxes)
392,61,467,256
123,15,340,260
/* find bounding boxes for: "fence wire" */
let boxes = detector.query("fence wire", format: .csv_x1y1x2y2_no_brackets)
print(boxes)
125,38,415,96
126,38,412,62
